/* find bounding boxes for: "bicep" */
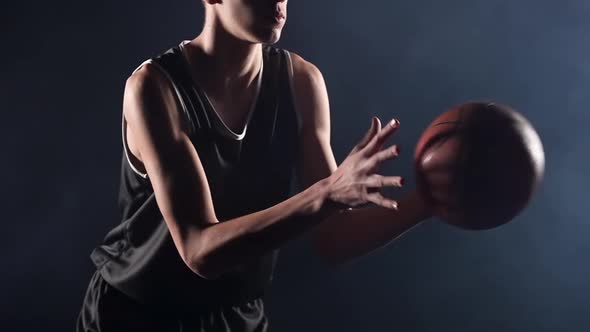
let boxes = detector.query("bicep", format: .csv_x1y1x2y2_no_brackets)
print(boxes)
123,64,218,260
290,53,338,191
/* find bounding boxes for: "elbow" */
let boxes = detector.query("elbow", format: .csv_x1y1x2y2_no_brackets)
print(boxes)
175,223,223,280
178,241,222,280
187,255,222,280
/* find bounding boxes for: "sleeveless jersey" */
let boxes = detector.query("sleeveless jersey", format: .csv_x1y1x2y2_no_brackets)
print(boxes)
89,41,300,319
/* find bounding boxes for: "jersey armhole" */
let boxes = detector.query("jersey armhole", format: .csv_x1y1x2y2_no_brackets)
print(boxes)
122,111,149,179
122,59,193,180
283,50,303,136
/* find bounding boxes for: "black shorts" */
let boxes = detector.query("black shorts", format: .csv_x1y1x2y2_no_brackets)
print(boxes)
76,271,269,332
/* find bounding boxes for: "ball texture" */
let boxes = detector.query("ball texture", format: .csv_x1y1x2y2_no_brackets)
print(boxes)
414,102,545,230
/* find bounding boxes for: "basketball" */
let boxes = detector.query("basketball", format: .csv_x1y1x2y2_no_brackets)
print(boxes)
413,102,545,230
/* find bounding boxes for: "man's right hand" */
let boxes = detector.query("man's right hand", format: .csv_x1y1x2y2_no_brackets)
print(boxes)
326,117,404,210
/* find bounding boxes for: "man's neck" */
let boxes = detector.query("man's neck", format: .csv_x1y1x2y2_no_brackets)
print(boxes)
187,21,263,97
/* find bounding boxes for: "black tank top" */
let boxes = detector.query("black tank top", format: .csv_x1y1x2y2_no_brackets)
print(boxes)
89,41,299,317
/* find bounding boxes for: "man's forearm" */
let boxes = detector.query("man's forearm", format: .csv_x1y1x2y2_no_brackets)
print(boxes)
311,190,432,265
187,178,341,279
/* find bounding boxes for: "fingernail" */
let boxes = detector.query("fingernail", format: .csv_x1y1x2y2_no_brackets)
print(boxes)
389,119,399,127
400,177,405,186
392,201,399,210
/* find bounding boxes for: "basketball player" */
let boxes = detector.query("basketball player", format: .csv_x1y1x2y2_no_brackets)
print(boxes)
77,0,433,331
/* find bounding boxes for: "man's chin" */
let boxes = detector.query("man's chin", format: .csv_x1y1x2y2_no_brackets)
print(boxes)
264,34,282,45
252,27,283,45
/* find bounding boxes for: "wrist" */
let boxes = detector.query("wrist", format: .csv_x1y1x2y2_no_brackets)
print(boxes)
310,176,347,215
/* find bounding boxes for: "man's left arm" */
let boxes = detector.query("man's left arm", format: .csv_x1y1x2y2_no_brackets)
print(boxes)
289,52,432,265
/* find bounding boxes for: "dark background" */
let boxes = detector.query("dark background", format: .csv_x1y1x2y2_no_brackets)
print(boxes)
3,0,589,331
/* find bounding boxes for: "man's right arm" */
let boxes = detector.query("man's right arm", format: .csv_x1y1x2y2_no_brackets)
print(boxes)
124,64,338,280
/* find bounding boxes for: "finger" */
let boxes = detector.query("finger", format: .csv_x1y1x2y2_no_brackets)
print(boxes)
366,145,399,174
352,117,381,153
365,192,399,210
371,144,400,165
364,174,404,188
364,118,399,155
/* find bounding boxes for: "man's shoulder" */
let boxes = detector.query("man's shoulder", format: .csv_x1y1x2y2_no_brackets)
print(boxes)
127,41,185,82
285,50,327,106
126,61,168,94
282,49,330,137
284,50,323,84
